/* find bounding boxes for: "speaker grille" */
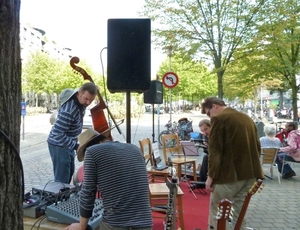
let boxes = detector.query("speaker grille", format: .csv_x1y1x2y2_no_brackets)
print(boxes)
107,19,151,93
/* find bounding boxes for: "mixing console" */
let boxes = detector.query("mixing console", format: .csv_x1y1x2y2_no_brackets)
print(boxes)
46,197,103,230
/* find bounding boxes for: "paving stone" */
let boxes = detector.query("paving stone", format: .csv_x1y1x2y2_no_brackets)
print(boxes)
20,113,300,229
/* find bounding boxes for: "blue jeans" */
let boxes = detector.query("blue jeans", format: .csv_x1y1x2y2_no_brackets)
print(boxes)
275,152,295,175
48,142,75,184
99,221,152,230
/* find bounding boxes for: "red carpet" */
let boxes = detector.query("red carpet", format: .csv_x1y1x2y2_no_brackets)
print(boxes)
152,182,210,230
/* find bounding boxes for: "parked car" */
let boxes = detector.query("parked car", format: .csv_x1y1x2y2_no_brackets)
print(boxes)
49,109,93,129
154,106,164,114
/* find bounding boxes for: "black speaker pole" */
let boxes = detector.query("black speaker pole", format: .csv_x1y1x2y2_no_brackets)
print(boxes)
126,92,131,143
152,104,155,143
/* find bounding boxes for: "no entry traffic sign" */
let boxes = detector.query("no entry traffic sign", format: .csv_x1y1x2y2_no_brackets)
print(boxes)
162,72,179,89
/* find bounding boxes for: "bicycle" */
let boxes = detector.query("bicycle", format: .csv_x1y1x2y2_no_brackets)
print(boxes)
158,120,179,147
158,118,193,146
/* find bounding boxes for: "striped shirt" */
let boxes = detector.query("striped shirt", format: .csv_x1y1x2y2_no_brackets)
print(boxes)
47,96,85,150
79,141,153,228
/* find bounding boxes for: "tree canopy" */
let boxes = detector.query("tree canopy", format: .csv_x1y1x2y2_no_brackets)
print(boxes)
141,0,266,99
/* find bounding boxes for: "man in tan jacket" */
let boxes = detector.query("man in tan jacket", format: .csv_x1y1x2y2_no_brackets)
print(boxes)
201,97,264,229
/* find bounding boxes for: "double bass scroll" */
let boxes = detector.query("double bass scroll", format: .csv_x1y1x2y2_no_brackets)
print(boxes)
70,56,122,136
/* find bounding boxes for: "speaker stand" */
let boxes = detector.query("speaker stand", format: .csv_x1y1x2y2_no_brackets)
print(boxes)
126,92,131,143
152,104,155,143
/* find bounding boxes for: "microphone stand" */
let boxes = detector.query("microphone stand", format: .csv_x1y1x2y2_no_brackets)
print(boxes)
164,158,178,230
152,104,155,143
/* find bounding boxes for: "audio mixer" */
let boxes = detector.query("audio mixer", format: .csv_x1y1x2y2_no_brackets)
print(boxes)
46,197,103,230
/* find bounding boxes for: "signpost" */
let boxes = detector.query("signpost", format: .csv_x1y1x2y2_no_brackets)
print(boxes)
21,101,26,140
162,72,179,123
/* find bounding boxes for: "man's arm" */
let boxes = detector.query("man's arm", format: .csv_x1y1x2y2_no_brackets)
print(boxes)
64,217,89,230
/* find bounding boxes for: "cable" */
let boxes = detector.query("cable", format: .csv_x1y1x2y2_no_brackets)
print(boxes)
100,47,108,103
0,130,25,201
36,215,47,230
30,215,45,230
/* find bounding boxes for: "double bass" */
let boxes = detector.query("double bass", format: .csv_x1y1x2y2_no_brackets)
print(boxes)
70,56,122,139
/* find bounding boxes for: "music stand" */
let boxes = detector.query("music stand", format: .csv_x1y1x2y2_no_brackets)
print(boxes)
180,143,198,199
180,141,199,156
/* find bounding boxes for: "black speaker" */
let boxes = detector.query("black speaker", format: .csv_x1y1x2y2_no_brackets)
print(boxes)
144,80,163,104
107,18,151,93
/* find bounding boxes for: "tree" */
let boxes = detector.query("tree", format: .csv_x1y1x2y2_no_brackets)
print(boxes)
141,0,265,98
229,0,300,120
256,0,300,121
157,52,217,106
22,52,107,107
0,0,23,229
223,49,283,107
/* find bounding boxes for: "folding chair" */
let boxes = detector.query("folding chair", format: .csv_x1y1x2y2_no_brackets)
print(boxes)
261,148,280,184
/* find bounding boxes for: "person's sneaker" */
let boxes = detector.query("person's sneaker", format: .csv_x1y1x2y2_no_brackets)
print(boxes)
282,170,296,179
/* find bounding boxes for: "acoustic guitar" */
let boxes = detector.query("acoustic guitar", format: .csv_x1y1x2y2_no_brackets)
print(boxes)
216,198,233,230
234,179,264,230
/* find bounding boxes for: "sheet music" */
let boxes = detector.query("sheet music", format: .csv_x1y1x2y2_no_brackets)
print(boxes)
153,142,160,158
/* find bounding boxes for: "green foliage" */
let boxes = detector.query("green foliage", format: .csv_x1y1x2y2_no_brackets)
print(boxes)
141,0,266,98
22,51,84,94
224,0,300,119
157,52,217,103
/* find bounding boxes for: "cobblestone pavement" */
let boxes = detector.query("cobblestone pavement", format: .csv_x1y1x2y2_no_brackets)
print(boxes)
20,112,300,229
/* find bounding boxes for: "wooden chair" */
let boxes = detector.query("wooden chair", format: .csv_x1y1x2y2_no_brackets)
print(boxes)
149,182,185,230
139,138,169,183
261,148,280,184
162,133,183,161
161,134,198,181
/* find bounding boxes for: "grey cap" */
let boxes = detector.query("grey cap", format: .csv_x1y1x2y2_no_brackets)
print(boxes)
59,88,79,106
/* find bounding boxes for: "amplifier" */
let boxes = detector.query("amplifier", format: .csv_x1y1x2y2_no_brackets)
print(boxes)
32,182,77,204
46,197,103,230
32,182,76,197
23,205,45,218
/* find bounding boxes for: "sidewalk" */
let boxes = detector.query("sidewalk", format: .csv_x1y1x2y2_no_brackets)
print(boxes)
20,113,300,229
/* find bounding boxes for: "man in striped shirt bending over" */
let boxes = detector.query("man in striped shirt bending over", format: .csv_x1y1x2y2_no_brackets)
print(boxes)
47,82,97,184
65,129,153,230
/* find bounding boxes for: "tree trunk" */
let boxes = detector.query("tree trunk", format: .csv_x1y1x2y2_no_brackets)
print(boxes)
0,0,23,229
217,70,224,99
291,74,299,122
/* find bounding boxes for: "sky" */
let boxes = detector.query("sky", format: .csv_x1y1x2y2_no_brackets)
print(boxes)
20,0,166,77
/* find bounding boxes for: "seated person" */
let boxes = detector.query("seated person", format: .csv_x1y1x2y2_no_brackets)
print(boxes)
276,122,300,179
190,119,211,190
275,126,288,146
260,124,282,148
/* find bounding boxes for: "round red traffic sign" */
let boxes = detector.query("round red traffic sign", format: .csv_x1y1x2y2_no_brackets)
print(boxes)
162,72,179,89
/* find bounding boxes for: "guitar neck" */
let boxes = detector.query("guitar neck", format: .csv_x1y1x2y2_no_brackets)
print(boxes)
234,179,263,230
234,195,251,230
217,218,228,230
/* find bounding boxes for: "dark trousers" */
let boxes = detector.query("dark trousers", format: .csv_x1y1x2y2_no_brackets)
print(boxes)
199,154,208,182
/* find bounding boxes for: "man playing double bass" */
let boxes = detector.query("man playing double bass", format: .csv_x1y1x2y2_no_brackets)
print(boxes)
47,82,98,184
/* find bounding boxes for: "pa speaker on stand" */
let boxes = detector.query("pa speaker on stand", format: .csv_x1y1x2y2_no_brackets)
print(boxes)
107,18,151,93
144,80,163,143
144,80,163,104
